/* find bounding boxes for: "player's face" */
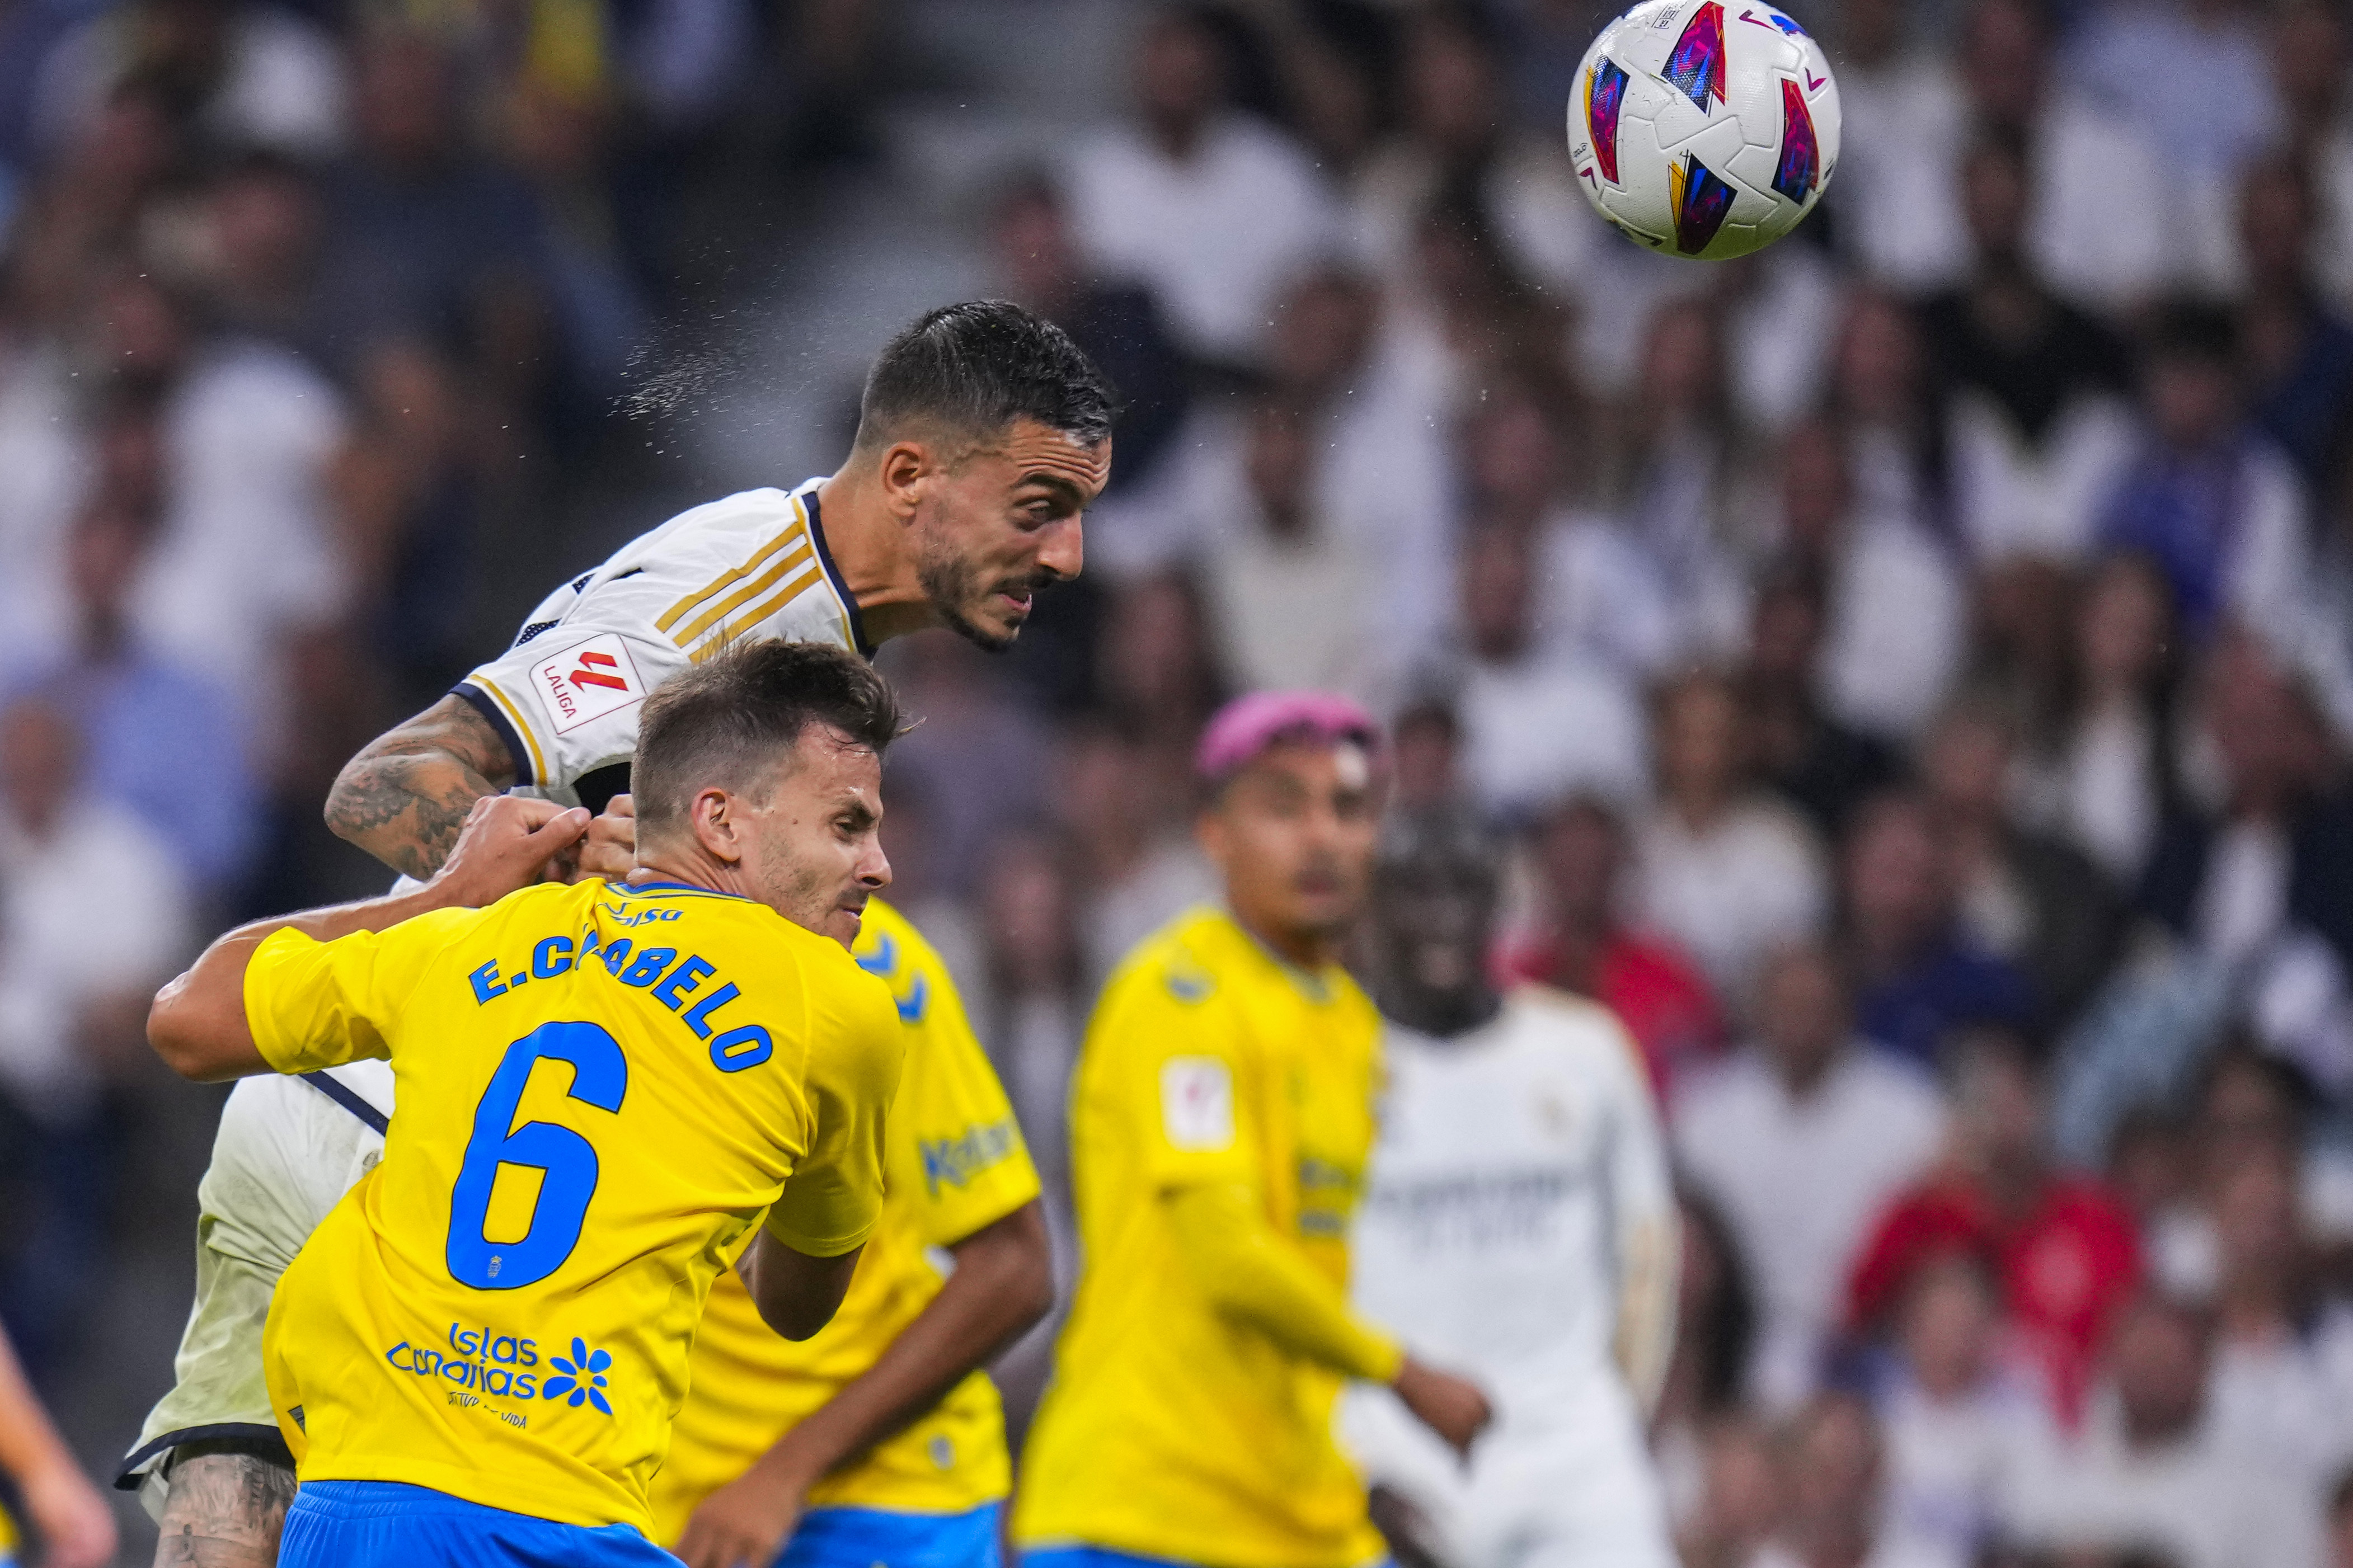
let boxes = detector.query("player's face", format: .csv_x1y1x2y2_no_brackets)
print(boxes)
1372,859,1496,1006
915,419,1106,651
738,724,892,947
1200,743,1380,952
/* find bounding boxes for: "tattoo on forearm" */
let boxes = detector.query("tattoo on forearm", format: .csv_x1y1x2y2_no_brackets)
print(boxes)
323,696,515,878
154,1451,296,1568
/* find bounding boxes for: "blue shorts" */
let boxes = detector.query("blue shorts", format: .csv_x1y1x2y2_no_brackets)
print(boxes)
781,1501,1003,1568
279,1480,675,1567
1022,1550,1199,1568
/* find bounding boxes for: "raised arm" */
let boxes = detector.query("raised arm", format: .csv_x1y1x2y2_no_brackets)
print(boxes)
151,796,590,1081
324,695,519,880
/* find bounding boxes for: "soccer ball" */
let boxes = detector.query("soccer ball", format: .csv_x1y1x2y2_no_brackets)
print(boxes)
1568,0,1840,261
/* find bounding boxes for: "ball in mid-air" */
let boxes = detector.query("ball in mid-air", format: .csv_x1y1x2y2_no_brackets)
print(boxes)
1568,0,1840,261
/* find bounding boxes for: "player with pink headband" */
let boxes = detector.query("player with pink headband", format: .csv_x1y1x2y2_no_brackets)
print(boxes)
1015,691,1493,1568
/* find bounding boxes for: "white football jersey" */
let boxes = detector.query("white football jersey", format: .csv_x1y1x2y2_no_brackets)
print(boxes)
455,479,867,804
1351,986,1679,1424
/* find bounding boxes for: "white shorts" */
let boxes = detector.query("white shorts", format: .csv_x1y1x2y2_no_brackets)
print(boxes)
115,1066,392,1516
1341,1377,1676,1568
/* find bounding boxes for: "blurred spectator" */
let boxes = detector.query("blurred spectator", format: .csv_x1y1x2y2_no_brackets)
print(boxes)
1387,698,1464,817
1846,1030,2143,1427
1831,0,1969,293
1744,561,1904,842
1635,669,1826,1007
2097,300,2312,643
2069,0,2281,186
2200,1145,2353,1498
1750,1393,1895,1568
0,693,191,1363
193,149,334,370
2239,156,2353,495
2139,632,2353,992
31,0,346,163
1920,698,2130,1036
1774,418,1967,744
1871,1255,2053,1568
89,268,347,762
1055,720,1215,992
1823,288,1951,574
1498,792,1723,1099
1062,4,1337,370
1461,382,1676,682
1195,392,1380,698
1842,789,2036,1071
18,495,256,893
1439,521,1646,822
1673,1412,1783,1568
1918,134,2139,569
2014,551,2186,889
2009,1291,2324,1568
1599,299,1750,666
879,631,1056,900
316,26,553,403
969,822,1087,1192
992,171,1190,496
1654,1186,1760,1533
1676,941,1948,1412
1091,568,1227,778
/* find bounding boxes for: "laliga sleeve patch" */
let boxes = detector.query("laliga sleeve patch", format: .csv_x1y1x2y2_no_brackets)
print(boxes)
1161,1056,1236,1152
531,632,646,736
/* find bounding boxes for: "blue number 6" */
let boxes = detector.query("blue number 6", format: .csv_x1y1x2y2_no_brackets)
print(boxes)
448,1021,628,1291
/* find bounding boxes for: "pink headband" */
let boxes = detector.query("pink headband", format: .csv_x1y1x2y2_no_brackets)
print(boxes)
1194,690,1385,785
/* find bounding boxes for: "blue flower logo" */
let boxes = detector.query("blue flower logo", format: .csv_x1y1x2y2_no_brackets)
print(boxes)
541,1338,613,1415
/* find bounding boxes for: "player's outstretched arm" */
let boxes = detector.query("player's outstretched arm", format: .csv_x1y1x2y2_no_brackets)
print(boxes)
1163,1183,1493,1457
675,1202,1054,1568
0,1317,118,1568
324,694,519,881
150,797,590,1081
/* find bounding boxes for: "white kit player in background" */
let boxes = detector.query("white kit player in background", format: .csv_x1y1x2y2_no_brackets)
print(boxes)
1345,811,1680,1568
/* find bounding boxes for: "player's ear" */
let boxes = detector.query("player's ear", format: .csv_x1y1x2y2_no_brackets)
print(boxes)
688,787,744,865
877,439,930,521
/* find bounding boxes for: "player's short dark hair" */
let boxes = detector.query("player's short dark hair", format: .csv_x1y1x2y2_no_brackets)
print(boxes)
632,639,903,835
852,300,1115,454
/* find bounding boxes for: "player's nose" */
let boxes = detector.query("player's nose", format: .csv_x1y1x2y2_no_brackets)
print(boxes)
1034,515,1083,582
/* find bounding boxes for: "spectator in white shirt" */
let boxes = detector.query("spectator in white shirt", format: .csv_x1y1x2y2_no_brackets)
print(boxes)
1439,520,1647,822
1838,0,2179,310
1675,941,1949,1412
1636,670,1830,1006
2008,1291,2327,1568
1063,5,1339,370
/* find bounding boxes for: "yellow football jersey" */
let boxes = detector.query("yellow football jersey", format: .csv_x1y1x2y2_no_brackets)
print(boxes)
1014,907,1387,1568
649,900,1041,1541
0,1499,15,1555
249,877,902,1534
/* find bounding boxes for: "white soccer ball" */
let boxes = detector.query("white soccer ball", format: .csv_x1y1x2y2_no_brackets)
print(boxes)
1567,0,1841,261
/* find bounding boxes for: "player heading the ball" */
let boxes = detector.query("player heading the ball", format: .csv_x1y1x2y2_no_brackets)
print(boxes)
147,641,910,1568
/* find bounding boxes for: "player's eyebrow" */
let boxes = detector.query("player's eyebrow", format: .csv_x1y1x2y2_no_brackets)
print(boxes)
1016,470,1089,508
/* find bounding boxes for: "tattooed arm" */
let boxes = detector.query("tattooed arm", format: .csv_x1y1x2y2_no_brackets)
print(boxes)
323,695,518,880
153,1448,296,1568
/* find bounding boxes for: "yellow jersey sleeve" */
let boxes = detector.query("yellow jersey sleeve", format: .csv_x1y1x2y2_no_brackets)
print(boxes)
1093,942,1260,1193
243,905,481,1074
860,903,1041,1246
764,962,904,1257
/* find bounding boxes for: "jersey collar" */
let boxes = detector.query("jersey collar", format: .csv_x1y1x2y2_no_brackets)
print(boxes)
800,483,875,660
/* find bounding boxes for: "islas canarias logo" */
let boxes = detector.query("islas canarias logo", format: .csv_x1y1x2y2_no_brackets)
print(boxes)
542,1338,615,1415
382,1324,619,1417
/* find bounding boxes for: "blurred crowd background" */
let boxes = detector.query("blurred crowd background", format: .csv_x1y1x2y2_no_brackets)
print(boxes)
8,0,2353,1564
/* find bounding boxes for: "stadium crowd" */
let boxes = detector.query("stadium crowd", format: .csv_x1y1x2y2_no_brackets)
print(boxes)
8,0,2353,1565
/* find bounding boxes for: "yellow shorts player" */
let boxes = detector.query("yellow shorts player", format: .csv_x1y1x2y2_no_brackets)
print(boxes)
1014,692,1493,1568
656,899,1049,1568
144,642,910,1568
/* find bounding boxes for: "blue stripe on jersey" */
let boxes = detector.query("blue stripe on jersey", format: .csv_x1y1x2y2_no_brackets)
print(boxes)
802,490,874,658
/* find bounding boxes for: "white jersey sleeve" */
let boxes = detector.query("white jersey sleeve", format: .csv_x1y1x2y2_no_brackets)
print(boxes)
452,481,870,804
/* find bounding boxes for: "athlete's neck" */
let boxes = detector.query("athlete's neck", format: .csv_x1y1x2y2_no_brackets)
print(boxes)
1231,906,1338,973
1380,985,1502,1040
814,466,937,645
629,847,752,902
